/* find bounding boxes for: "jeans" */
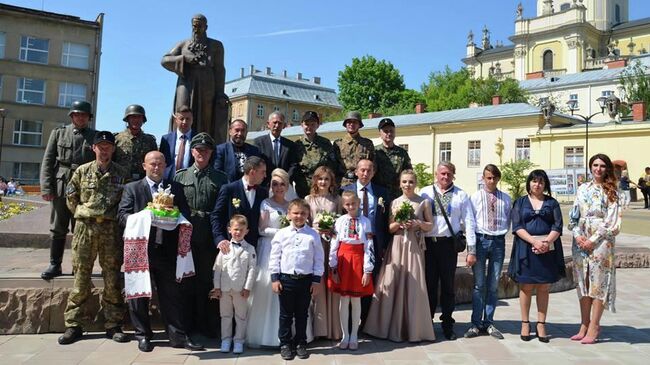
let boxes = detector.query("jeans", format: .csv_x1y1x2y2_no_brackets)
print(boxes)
471,234,506,328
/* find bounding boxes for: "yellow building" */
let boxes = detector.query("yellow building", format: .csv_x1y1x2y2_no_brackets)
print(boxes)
0,4,103,184
226,65,342,132
463,0,650,123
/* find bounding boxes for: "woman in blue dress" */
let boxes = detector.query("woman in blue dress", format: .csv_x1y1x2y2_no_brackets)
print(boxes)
508,169,565,343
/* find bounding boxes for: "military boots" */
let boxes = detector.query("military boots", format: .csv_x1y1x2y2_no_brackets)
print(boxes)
41,238,66,280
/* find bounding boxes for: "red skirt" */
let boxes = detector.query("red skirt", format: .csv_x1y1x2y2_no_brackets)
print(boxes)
327,242,374,297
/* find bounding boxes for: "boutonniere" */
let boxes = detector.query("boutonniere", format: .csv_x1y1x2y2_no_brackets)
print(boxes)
378,197,385,209
232,198,241,209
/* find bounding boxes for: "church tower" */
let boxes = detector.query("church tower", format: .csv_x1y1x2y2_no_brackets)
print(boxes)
536,0,629,30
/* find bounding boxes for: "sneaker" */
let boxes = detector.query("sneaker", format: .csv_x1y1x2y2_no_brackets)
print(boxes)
220,339,232,353
464,326,481,338
487,324,504,339
295,344,309,359
280,345,295,360
233,342,244,354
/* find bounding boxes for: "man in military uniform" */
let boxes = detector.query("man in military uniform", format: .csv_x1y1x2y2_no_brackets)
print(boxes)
174,133,228,338
114,104,158,181
58,131,129,345
372,118,412,200
294,111,337,198
40,100,97,280
332,111,375,186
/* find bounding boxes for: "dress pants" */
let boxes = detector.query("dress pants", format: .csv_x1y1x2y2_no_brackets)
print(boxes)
182,231,219,336
424,237,457,330
220,290,249,343
128,244,187,343
278,274,312,347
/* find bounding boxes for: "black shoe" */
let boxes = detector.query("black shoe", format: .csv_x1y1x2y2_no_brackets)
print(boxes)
295,344,309,359
58,327,82,345
41,263,62,280
106,327,129,343
280,345,295,360
443,329,457,341
520,320,532,342
184,338,205,351
537,322,550,343
464,326,480,338
138,338,153,352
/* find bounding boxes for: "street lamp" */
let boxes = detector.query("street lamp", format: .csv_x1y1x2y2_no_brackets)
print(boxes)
0,108,7,177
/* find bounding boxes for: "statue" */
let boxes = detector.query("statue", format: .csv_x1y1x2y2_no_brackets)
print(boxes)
162,14,229,144
516,2,523,19
482,25,491,50
467,30,474,46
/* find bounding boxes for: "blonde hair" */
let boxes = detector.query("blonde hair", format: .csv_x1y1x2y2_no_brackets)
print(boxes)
400,169,417,184
288,198,310,212
271,168,290,188
341,190,359,202
229,214,248,228
310,166,337,195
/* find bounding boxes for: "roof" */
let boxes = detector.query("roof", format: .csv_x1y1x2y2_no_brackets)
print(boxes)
478,45,515,56
0,3,100,26
225,72,341,108
612,16,650,31
519,54,650,90
248,103,579,139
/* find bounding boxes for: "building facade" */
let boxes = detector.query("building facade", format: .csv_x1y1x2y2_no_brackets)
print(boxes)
463,0,650,122
226,65,342,131
0,4,103,184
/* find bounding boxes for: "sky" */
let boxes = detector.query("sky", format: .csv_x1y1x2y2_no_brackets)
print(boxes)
4,0,650,139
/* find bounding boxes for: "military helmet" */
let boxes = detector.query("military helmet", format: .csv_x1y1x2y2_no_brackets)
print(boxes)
342,111,363,128
68,100,93,118
123,104,147,122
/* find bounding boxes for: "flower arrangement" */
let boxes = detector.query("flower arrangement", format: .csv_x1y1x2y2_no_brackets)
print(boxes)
232,198,241,209
377,197,385,209
0,202,35,221
315,211,339,231
394,201,415,224
278,214,290,228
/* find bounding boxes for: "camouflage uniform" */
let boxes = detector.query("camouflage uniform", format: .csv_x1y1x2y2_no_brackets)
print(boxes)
332,134,375,187
64,160,128,330
113,129,158,180
372,144,412,200
294,133,337,197
174,163,228,336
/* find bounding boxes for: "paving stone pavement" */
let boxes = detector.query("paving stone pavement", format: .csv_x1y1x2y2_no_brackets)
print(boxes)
1,268,648,365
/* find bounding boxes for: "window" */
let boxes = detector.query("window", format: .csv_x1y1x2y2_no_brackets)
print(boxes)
0,32,5,58
468,140,481,167
515,138,530,161
564,146,584,168
439,142,451,162
569,93,579,109
61,42,89,69
560,3,571,11
615,4,621,23
13,162,40,185
0,75,3,100
601,90,614,97
13,120,43,147
292,109,299,122
273,105,280,112
543,50,554,71
399,144,409,152
58,82,87,107
256,104,265,118
16,78,46,104
20,36,49,64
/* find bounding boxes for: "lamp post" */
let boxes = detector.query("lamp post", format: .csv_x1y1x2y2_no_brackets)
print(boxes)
0,108,7,177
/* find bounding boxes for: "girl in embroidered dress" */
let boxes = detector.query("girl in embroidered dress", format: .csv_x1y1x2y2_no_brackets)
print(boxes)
328,190,374,350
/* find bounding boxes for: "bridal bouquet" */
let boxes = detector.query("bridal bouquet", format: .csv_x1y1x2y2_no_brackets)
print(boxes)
315,211,339,231
278,213,290,228
394,201,415,224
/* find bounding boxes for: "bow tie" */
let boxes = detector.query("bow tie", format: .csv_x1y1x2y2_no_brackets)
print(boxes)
231,241,242,246
246,185,257,191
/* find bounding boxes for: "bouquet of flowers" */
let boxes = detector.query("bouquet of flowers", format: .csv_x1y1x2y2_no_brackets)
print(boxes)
394,201,415,224
278,213,290,228
315,211,339,231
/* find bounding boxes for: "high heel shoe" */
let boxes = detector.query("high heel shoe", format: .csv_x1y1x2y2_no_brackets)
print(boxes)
570,333,585,341
520,320,532,342
581,325,599,344
536,322,549,343
571,324,588,341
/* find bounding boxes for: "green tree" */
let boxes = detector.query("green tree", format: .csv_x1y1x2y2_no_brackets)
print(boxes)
413,163,433,189
499,159,536,199
380,89,426,116
338,55,406,115
620,59,650,119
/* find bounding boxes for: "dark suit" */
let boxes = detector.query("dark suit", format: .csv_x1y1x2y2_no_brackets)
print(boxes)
342,182,391,321
213,141,262,183
159,130,196,182
210,179,268,247
117,178,191,343
253,134,298,185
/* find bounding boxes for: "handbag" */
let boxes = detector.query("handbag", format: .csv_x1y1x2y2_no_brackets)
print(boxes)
433,188,467,253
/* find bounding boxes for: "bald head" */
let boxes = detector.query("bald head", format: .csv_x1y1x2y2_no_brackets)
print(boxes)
143,151,166,182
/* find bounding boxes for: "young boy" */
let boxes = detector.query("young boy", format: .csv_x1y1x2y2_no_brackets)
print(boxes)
209,215,256,354
269,199,324,360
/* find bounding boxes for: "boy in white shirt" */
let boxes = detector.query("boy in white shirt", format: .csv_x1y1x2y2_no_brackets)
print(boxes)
209,215,256,354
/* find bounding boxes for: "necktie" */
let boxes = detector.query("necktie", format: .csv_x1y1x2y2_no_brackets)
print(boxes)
176,134,186,170
362,187,369,217
347,217,358,240
487,192,497,231
273,138,280,165
152,183,159,194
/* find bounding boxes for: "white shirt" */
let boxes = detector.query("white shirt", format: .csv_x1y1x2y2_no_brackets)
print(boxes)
420,184,477,249
213,239,257,292
329,214,374,273
355,181,376,223
241,176,256,207
471,188,512,236
268,132,281,162
269,223,324,283
174,129,192,169
145,176,161,194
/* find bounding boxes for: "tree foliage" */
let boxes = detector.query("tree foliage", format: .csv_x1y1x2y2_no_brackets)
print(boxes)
422,67,528,112
620,59,650,118
379,89,426,116
338,56,406,115
413,163,433,189
499,159,537,200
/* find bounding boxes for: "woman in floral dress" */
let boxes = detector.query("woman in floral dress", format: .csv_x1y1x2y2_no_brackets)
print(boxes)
305,166,343,339
568,154,621,344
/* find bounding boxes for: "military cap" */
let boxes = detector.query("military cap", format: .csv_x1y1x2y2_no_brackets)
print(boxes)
190,132,215,149
378,118,395,130
342,111,364,128
302,111,320,124
94,131,115,145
